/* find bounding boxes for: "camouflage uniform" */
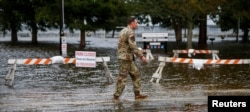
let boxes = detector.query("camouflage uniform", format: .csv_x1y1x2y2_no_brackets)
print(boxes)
114,26,144,97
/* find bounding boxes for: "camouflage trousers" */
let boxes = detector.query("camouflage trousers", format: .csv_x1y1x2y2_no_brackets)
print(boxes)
114,59,141,97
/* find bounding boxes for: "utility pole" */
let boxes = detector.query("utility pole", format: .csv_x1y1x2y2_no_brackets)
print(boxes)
59,0,67,56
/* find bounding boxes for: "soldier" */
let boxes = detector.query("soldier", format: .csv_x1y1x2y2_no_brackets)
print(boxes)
113,17,148,101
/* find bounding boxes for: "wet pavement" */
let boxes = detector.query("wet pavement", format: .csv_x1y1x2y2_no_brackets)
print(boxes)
0,38,250,112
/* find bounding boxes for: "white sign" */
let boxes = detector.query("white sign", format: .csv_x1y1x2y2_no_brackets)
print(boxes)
75,51,96,67
61,44,67,51
61,37,67,57
142,33,168,37
150,42,161,45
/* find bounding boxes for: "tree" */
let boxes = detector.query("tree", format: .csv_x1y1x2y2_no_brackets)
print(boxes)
64,0,99,48
133,0,226,49
98,0,129,38
18,0,47,44
162,0,225,49
198,0,224,48
0,0,23,43
135,0,200,49
131,0,183,45
213,0,250,42
65,0,129,48
0,0,60,43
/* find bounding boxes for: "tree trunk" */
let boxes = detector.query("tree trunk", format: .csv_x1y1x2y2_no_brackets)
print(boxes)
10,23,18,43
80,29,86,48
31,25,38,44
173,19,182,46
198,14,207,49
236,18,240,43
242,27,249,42
112,30,115,38
186,20,193,49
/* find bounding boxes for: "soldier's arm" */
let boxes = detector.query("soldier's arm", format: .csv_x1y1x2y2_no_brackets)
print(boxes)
128,32,143,58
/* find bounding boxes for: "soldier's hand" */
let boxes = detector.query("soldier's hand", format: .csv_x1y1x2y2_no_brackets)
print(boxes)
140,56,147,63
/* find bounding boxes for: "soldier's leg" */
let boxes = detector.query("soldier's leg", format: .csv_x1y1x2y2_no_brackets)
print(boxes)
129,61,141,92
114,60,130,97
129,61,148,99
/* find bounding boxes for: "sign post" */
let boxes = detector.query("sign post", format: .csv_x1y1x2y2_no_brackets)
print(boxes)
75,51,96,68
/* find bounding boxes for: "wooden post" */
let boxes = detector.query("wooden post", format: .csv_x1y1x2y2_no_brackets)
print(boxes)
145,49,154,60
102,57,114,83
150,62,165,83
5,59,17,86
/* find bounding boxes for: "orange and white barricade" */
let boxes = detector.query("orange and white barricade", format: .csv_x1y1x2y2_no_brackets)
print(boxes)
159,57,250,65
150,56,250,83
173,49,220,60
5,56,113,86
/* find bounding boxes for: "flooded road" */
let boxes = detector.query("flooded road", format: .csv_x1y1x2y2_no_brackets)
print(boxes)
0,41,250,112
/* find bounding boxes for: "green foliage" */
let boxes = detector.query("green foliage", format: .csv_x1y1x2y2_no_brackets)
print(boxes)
214,0,250,31
65,0,129,32
0,0,130,33
0,0,23,31
0,0,248,43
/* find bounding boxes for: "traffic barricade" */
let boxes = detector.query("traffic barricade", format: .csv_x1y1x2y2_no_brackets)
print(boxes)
150,56,250,83
4,56,113,86
173,49,220,60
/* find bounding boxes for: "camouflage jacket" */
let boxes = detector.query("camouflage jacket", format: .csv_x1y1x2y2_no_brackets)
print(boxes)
117,26,143,61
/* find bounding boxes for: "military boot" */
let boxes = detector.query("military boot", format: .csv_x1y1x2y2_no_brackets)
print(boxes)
134,91,148,100
112,95,119,102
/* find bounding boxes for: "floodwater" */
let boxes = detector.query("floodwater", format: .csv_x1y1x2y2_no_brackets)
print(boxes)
0,40,250,112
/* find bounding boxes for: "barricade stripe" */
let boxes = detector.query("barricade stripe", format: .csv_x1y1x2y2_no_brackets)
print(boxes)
196,50,200,53
206,59,213,64
158,57,250,65
64,58,75,64
41,59,49,64
171,58,177,62
35,58,42,64
205,50,209,54
173,50,218,54
199,50,202,53
224,59,230,64
64,58,70,64
45,58,51,64
208,50,212,53
25,58,32,64
215,60,221,64
8,57,110,65
234,59,240,64
70,58,75,63
180,58,186,63
188,59,193,64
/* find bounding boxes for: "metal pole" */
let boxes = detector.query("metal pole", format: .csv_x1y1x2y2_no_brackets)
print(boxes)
62,0,64,29
59,0,64,55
